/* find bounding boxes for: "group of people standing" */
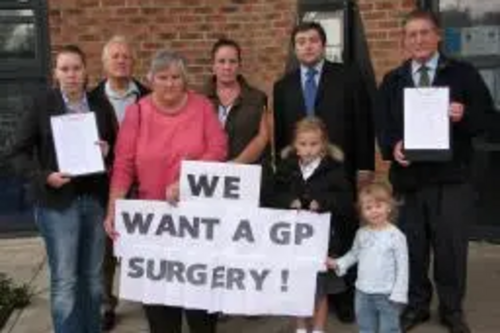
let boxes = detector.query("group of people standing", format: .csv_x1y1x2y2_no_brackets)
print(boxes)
8,7,493,333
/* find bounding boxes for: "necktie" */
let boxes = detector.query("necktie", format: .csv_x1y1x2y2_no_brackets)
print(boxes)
304,68,318,116
418,65,431,87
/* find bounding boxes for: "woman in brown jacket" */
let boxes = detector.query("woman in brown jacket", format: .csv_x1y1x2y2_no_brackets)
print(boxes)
204,38,269,164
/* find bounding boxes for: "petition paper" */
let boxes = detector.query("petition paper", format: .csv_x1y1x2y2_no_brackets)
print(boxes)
50,112,105,176
404,87,450,150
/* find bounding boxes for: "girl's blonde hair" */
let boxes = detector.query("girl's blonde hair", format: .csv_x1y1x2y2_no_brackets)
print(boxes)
358,182,398,223
292,116,329,153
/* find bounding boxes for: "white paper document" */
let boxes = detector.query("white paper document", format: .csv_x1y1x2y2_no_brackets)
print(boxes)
404,87,450,150
50,112,105,176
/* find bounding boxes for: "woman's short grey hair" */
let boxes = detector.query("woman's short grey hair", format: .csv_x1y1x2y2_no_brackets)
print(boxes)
148,49,188,81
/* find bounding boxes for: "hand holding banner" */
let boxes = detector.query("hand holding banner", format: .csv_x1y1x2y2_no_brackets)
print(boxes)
115,161,332,316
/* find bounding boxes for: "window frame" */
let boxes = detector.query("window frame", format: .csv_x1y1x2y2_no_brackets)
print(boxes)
423,0,500,109
0,0,50,234
298,0,353,62
0,0,50,79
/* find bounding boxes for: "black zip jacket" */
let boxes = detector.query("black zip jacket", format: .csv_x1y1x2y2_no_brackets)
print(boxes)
8,88,116,209
375,55,494,192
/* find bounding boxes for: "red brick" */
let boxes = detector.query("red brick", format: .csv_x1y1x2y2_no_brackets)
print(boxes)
378,20,401,29
81,0,99,7
367,30,389,40
126,0,153,6
358,3,374,12
179,32,204,40
49,9,61,17
193,7,214,15
220,6,238,14
116,7,140,16
102,0,125,7
375,2,397,10
141,7,164,15
362,11,388,21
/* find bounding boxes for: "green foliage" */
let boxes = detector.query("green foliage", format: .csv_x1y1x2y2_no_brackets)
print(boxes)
0,273,31,310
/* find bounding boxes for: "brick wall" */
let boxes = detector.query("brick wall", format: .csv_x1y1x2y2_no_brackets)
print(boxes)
47,0,417,89
47,0,296,93
358,0,416,82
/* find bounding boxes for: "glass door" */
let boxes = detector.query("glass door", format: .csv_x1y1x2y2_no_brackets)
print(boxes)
0,0,49,235
440,0,500,111
435,0,500,240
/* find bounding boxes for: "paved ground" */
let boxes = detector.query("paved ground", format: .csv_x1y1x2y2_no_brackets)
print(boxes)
1,237,499,333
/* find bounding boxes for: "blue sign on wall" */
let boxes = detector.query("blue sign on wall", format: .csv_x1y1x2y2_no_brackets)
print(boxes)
444,27,462,55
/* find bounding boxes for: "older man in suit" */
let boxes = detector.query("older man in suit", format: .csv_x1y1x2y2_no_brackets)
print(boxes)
273,21,375,322
376,10,493,333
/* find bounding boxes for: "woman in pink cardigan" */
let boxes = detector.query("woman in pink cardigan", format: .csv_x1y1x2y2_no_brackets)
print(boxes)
104,49,227,333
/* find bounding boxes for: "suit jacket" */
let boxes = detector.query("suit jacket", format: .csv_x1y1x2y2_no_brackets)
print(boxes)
375,55,494,191
273,60,375,182
8,88,116,209
271,147,356,256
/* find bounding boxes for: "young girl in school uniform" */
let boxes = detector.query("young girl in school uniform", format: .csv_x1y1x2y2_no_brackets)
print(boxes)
328,183,409,333
273,116,355,333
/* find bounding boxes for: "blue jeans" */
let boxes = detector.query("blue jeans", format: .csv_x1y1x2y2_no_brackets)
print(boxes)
36,195,105,333
355,290,402,333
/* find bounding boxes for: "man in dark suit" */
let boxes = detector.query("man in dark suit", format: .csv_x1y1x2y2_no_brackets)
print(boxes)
273,21,375,322
376,10,493,333
90,35,149,331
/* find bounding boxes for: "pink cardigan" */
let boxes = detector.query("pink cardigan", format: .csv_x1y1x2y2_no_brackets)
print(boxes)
111,92,227,200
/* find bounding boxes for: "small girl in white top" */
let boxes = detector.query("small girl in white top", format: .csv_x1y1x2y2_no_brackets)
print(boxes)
327,183,409,333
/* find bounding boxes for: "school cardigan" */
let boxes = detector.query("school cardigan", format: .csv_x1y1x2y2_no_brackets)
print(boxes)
111,91,227,200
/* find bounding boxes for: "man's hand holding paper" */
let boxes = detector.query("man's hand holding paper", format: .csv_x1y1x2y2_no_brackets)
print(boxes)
403,87,451,161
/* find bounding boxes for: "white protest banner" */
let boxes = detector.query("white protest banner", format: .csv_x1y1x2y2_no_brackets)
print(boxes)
119,245,318,316
179,161,262,206
115,200,331,316
115,200,330,267
115,161,333,316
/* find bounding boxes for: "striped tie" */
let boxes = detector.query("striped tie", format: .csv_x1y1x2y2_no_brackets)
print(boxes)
418,65,431,87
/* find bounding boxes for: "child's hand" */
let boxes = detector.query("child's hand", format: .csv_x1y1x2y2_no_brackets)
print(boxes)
325,257,337,270
290,199,302,210
309,200,320,212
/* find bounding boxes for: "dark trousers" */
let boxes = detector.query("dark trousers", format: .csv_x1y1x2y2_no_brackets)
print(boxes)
143,305,217,333
102,237,117,312
398,183,474,316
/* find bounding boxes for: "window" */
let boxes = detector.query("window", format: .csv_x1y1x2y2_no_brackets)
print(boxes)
0,10,37,60
439,0,500,110
302,11,344,63
299,0,349,63
426,0,500,239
